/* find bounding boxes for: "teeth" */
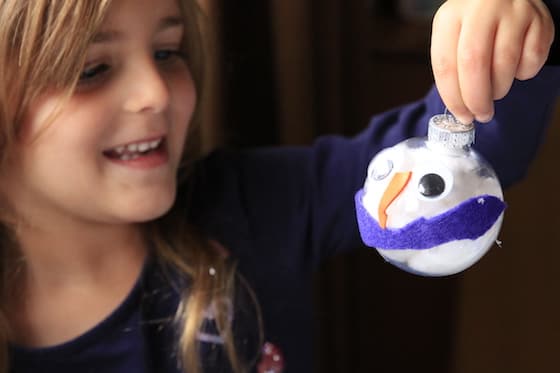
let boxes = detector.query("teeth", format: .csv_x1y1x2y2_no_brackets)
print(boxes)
109,137,163,160
138,142,151,152
126,138,162,153
149,139,161,149
119,153,141,161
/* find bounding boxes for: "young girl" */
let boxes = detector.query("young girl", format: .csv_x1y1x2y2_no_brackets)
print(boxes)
0,0,557,372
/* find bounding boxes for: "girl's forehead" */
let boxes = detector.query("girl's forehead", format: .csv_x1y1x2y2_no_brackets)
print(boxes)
98,0,182,32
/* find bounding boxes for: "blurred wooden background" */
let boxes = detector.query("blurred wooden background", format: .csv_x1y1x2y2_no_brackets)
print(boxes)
200,0,560,372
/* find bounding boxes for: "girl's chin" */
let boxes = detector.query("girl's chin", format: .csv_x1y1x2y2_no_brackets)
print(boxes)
117,192,177,223
130,206,173,223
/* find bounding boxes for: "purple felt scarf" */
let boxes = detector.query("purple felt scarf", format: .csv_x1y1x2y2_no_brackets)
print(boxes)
355,189,506,250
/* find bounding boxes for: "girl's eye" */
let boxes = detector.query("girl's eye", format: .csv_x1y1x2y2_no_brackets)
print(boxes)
154,49,185,62
78,63,110,85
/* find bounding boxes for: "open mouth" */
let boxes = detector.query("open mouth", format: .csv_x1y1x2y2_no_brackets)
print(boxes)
103,137,165,161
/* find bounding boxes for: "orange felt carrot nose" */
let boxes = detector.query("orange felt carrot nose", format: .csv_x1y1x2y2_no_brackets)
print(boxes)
378,171,412,229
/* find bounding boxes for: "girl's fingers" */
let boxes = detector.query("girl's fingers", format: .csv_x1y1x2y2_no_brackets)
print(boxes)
516,11,554,80
456,8,495,122
491,14,528,100
431,5,472,124
431,0,554,123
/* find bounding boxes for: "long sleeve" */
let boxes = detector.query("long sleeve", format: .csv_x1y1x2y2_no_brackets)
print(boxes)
188,66,559,269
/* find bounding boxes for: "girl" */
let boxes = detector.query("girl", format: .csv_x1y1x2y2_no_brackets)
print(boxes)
0,0,558,372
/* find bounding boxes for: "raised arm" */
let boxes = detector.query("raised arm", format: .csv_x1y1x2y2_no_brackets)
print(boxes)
188,66,559,272
187,1,560,269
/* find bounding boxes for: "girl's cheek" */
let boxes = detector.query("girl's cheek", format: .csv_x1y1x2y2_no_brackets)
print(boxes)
176,70,196,109
17,93,68,144
174,74,197,125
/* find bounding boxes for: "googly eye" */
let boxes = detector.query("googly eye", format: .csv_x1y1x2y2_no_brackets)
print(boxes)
418,173,445,197
370,159,394,181
413,163,454,201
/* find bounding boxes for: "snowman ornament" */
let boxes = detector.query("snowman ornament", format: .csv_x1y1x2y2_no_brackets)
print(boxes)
355,114,506,276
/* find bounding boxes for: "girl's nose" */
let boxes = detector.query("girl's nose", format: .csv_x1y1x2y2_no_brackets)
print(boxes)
123,58,170,114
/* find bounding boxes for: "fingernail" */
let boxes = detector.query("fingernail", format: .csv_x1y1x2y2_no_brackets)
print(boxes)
476,113,493,123
456,116,473,125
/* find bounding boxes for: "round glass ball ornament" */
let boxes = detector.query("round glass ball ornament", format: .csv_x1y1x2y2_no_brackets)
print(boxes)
355,114,506,276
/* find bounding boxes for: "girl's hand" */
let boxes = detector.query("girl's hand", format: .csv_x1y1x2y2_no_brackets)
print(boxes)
431,0,555,124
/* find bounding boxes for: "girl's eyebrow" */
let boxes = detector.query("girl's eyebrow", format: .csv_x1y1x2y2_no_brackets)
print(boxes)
158,16,184,31
92,16,184,44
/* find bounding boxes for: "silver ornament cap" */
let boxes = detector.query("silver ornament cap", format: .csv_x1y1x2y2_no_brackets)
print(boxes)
428,114,475,148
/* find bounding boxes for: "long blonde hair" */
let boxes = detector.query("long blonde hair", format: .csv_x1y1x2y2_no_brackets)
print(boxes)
0,0,260,372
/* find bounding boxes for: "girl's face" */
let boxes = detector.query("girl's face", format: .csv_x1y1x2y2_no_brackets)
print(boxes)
0,0,195,227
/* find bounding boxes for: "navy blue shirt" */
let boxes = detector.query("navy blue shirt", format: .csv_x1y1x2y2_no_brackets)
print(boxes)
9,22,560,373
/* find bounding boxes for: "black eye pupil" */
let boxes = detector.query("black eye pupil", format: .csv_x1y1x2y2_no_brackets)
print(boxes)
418,173,445,197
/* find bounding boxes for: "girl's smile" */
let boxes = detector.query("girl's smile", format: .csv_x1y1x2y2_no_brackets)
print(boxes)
102,135,168,168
